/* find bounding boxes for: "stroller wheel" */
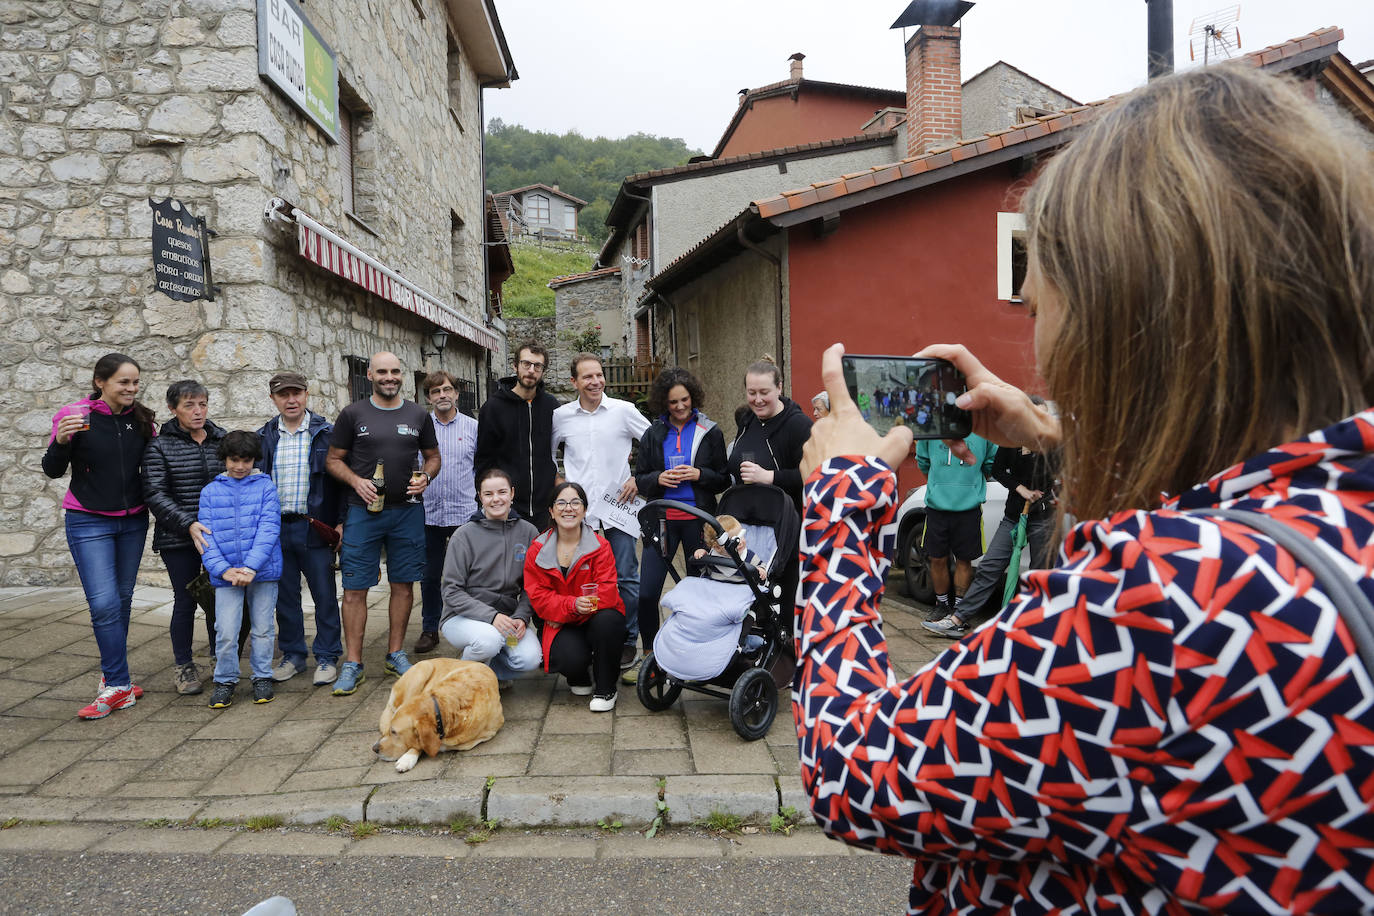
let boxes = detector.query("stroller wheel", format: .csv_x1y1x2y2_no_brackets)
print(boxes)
728,667,778,741
635,652,682,712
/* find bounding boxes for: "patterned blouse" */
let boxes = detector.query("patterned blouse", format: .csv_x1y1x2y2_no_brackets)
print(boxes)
795,411,1374,915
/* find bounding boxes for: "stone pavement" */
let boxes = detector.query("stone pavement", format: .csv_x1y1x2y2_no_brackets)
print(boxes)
0,581,947,836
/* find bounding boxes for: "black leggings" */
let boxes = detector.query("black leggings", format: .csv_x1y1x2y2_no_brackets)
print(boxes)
546,609,627,696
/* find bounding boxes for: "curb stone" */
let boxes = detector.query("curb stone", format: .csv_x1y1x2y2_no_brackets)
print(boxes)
486,776,660,827
664,774,778,823
366,781,484,825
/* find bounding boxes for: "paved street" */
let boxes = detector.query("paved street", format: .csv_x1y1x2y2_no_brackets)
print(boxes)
0,580,947,839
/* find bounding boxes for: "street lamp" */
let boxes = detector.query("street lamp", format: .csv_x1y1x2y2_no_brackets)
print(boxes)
421,328,449,363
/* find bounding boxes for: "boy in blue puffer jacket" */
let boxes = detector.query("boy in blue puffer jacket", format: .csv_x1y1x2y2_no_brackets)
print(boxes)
199,430,283,709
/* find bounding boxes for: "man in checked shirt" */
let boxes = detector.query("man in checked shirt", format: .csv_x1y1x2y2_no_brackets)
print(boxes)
413,370,479,655
256,371,343,687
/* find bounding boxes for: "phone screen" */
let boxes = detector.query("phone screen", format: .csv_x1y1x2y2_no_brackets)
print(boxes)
840,354,973,440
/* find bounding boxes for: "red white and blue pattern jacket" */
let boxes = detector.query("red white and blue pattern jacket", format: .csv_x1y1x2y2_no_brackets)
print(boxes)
795,411,1374,915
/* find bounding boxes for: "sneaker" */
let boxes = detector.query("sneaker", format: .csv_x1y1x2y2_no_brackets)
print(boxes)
208,682,235,709
384,650,413,678
100,676,143,700
272,658,304,682
618,645,639,670
621,660,640,686
313,662,338,686
332,661,365,696
174,662,203,696
252,678,275,704
568,681,594,697
413,630,440,654
589,693,617,713
924,600,954,622
78,684,136,720
922,614,970,639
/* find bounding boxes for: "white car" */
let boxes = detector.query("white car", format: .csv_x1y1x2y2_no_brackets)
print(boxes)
893,481,1028,611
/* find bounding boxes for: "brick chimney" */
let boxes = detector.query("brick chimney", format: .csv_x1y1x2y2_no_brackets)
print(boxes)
905,25,962,157
789,52,805,82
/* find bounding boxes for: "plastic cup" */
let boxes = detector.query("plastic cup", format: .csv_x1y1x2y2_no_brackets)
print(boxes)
666,455,687,470
77,405,91,431
739,451,756,464
505,631,519,648
580,583,599,611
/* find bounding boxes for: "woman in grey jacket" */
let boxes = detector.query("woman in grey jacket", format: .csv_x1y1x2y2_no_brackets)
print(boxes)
439,468,542,683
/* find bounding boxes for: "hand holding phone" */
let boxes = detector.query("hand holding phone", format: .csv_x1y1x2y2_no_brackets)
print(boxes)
839,354,973,440
801,344,914,478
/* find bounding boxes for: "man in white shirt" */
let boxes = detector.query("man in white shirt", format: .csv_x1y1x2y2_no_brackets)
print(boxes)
415,370,479,655
551,353,650,668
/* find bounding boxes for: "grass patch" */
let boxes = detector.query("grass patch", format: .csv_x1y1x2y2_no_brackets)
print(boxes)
769,805,802,836
698,810,745,835
243,815,283,831
503,243,596,318
646,799,669,840
324,815,347,832
351,821,379,839
2,817,21,829
596,818,623,833
463,818,500,845
448,816,472,834
139,818,171,829
193,817,224,830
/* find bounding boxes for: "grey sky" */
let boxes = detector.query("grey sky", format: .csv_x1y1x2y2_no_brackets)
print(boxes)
484,0,1374,153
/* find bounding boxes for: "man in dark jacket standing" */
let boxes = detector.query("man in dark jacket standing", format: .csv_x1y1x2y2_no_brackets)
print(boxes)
473,342,560,532
257,371,343,687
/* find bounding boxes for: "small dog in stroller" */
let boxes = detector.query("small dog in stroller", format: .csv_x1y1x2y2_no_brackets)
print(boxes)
635,484,799,740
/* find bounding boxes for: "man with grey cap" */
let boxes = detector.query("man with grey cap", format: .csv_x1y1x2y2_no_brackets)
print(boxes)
256,371,343,685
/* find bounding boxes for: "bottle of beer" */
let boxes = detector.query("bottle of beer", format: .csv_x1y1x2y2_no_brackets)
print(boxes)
367,460,385,513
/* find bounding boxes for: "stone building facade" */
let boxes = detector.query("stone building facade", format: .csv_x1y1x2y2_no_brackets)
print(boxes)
0,0,515,585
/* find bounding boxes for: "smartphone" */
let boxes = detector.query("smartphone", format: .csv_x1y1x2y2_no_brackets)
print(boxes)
840,354,973,440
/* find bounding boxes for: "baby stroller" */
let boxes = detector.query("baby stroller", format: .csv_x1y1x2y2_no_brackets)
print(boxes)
634,484,800,740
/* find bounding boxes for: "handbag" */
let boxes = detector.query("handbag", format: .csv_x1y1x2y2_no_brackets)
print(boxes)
1187,507,1374,674
186,568,216,615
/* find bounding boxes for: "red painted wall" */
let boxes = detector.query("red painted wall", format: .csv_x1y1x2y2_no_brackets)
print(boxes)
719,91,899,158
786,165,1040,496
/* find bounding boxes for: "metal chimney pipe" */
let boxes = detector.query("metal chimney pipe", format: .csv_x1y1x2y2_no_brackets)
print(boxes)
1146,0,1174,79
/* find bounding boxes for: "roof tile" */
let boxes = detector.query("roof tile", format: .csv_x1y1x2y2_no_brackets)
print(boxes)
786,188,821,211
755,196,790,219
843,171,877,193
870,164,902,186
813,181,848,202
950,144,977,162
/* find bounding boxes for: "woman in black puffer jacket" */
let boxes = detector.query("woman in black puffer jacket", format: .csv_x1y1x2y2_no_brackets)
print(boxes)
142,380,227,695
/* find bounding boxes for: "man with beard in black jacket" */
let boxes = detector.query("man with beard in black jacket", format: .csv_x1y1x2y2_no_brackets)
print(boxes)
474,342,561,532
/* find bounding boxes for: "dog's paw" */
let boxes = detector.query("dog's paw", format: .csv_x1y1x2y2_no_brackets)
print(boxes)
395,749,420,773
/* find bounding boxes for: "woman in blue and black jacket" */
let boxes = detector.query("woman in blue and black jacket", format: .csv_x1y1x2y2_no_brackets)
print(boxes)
631,368,728,662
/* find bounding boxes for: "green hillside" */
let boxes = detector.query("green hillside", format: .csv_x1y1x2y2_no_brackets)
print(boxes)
485,120,703,245
502,242,596,318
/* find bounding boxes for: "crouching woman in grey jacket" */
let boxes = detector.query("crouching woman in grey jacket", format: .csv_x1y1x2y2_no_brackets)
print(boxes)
439,467,542,683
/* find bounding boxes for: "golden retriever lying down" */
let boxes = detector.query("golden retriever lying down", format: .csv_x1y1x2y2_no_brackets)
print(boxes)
373,659,504,772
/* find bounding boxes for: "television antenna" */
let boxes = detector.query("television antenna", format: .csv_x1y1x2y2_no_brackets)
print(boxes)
1188,5,1242,65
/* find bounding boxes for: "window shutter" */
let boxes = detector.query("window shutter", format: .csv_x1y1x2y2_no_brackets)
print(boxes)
338,104,354,213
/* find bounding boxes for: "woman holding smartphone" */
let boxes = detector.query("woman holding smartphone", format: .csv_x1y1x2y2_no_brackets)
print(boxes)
43,353,157,719
794,67,1374,914
524,482,625,711
630,368,728,672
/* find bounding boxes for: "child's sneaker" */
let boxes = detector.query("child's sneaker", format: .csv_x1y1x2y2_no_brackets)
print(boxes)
208,682,235,709
174,662,203,696
384,650,413,678
252,678,274,704
332,661,365,696
78,684,136,720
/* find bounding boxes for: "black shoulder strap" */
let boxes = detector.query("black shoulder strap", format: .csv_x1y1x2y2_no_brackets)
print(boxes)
1187,507,1374,676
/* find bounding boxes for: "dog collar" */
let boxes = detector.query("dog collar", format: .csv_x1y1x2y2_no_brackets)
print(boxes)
432,695,446,739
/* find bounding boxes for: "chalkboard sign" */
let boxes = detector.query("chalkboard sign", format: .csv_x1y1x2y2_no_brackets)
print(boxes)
149,197,215,302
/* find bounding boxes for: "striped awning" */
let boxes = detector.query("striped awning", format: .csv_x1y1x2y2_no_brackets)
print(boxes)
289,206,499,352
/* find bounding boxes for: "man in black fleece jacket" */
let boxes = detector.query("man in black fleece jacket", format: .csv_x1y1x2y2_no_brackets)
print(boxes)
473,342,561,531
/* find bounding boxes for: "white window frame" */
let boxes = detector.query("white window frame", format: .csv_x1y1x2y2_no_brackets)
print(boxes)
996,211,1027,302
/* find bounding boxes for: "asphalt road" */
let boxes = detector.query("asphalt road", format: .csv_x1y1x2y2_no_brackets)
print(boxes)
0,850,915,915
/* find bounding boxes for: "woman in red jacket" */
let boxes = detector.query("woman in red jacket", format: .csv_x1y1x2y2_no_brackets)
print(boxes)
524,481,626,711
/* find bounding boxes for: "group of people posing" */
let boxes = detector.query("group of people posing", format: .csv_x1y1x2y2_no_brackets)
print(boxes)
45,342,813,719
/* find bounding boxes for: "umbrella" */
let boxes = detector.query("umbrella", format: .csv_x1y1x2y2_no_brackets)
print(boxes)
1002,502,1031,607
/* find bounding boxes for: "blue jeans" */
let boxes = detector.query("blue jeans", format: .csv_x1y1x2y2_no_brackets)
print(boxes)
213,580,279,683
421,524,459,633
276,517,342,667
636,518,704,651
65,510,148,687
601,526,640,647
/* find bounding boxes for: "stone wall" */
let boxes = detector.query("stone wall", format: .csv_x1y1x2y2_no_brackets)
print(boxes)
503,315,571,400
0,0,499,585
962,62,1079,138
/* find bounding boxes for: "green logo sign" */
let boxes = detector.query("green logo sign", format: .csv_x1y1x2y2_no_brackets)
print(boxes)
257,0,338,142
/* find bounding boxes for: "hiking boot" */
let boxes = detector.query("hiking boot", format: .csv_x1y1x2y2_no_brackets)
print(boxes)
252,678,275,704
313,662,338,686
271,658,304,682
413,630,440,654
922,614,970,639
208,682,235,709
174,662,203,696
78,684,136,720
589,693,617,713
332,661,365,696
384,650,413,678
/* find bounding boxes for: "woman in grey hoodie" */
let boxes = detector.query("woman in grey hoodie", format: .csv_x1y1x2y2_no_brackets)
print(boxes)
439,468,542,682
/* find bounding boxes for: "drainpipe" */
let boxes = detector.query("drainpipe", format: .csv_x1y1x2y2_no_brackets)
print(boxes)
1146,0,1174,79
736,223,784,379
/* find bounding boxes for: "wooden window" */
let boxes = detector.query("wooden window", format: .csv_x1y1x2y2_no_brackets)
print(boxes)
446,31,463,129
528,193,549,224
997,212,1028,302
338,103,355,214
345,355,370,402
451,210,466,303
633,221,650,262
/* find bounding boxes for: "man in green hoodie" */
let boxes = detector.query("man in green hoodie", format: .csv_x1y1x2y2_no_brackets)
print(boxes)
915,434,997,619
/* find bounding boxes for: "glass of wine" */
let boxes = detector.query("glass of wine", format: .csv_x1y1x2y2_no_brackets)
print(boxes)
407,455,425,504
